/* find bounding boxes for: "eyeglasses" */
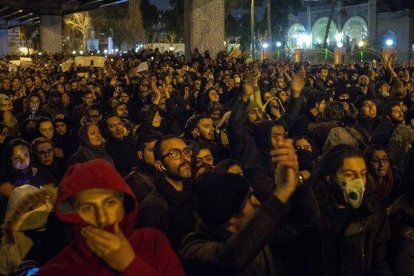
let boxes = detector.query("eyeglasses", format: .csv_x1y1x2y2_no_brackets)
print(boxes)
37,148,53,157
371,157,389,163
162,147,192,160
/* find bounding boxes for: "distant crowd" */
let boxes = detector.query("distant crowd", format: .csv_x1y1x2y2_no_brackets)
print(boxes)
0,48,414,275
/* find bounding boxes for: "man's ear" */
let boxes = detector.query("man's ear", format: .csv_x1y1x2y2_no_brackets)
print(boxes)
137,151,143,160
154,160,164,172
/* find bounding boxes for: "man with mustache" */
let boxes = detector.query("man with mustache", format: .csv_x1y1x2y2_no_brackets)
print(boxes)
136,135,198,251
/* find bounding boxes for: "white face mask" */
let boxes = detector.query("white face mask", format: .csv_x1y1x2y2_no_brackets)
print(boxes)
339,178,365,209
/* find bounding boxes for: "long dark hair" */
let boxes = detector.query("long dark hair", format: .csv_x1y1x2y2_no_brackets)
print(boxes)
311,144,370,216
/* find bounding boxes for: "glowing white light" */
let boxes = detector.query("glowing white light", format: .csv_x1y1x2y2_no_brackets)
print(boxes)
297,33,312,49
337,41,343,48
104,49,108,54
358,41,365,47
72,50,77,55
386,39,394,47
169,46,174,51
262,43,269,49
276,41,282,47
38,52,42,56
335,32,343,42
79,50,84,55
97,50,100,54
115,48,119,53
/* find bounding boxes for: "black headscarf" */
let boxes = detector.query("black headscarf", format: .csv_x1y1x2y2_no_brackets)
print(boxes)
76,123,113,164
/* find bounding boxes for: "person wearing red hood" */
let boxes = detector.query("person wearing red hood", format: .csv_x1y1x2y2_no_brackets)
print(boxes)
37,159,184,276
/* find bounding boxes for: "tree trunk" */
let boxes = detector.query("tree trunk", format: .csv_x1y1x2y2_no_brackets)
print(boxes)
322,0,336,48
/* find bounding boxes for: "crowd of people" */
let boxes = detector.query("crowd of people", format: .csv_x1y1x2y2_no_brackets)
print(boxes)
0,47,414,275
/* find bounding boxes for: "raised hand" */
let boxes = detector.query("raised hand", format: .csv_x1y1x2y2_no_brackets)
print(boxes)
271,136,299,203
81,223,136,272
290,68,305,98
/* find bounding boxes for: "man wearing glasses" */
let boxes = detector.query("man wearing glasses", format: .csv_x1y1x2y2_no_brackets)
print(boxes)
136,135,198,252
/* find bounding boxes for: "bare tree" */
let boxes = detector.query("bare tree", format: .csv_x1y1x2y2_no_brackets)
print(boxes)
64,12,91,51
126,0,147,47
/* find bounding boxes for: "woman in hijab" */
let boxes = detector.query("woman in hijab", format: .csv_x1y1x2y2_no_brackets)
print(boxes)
53,116,77,163
66,123,113,168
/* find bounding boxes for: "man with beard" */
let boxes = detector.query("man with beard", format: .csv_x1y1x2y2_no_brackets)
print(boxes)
289,91,326,137
71,90,95,131
136,135,197,251
16,93,50,126
112,100,129,120
228,69,304,165
103,115,137,177
0,77,12,96
386,101,414,169
125,130,161,203
351,74,373,101
85,104,102,124
24,76,37,95
42,90,69,118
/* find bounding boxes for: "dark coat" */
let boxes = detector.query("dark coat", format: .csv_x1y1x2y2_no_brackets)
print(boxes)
105,136,138,177
179,196,288,276
289,109,318,138
137,176,198,251
308,182,392,276
389,194,414,276
124,164,156,203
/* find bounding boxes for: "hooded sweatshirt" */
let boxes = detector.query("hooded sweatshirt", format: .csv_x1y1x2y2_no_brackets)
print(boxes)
37,159,184,276
0,185,56,275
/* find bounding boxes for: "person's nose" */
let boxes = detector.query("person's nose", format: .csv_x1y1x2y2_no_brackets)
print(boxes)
95,207,108,228
182,152,191,162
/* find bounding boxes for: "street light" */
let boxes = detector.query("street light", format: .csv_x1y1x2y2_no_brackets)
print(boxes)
386,39,394,47
262,43,269,49
276,41,282,47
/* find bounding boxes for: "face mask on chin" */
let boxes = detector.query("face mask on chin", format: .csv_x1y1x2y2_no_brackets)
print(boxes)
337,178,365,209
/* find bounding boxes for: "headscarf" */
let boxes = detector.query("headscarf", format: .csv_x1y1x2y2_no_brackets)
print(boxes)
77,123,113,164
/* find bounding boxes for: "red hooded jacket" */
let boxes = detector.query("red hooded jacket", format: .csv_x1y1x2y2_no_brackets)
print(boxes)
37,159,185,276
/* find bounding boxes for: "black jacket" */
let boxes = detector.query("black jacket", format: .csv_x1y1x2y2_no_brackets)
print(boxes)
124,164,156,203
137,176,198,251
309,182,392,276
105,136,138,177
180,196,287,276
389,194,414,276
